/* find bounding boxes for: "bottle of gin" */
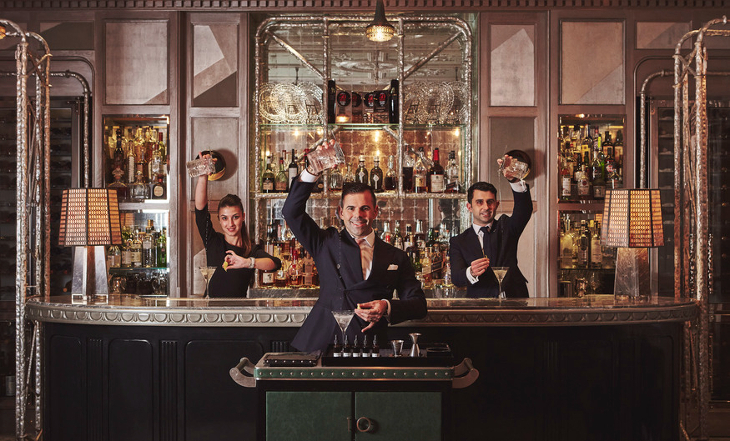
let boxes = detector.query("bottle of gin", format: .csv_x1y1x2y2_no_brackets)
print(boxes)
355,156,368,184
384,155,397,191
370,156,384,192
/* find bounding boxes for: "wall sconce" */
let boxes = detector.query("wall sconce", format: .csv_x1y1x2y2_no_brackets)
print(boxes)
58,188,122,301
366,0,395,43
601,188,664,300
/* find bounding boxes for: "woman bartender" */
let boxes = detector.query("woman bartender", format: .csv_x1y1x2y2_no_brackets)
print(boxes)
194,160,281,297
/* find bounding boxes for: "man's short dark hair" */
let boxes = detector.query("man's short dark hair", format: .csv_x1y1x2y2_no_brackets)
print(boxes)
340,182,377,208
467,182,497,204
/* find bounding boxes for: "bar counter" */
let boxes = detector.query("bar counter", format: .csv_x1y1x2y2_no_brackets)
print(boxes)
30,295,697,441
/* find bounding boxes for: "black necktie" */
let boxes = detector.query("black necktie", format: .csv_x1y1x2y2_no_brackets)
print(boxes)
480,226,490,258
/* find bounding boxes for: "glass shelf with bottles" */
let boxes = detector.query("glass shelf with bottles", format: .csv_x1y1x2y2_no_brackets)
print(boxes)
256,124,465,198
557,114,625,208
103,115,170,208
557,212,616,297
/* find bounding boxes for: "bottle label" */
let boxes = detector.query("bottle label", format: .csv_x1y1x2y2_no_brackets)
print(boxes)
262,181,274,191
414,175,426,188
122,250,132,266
262,272,274,285
591,243,602,266
430,175,445,192
153,185,164,197
593,185,605,198
561,177,572,197
131,251,142,266
578,179,591,196
275,181,287,191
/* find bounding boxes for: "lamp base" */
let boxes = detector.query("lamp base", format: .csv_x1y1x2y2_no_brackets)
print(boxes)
613,247,650,300
71,245,110,301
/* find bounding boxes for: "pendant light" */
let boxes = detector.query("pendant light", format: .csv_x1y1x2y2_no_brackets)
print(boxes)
366,0,395,42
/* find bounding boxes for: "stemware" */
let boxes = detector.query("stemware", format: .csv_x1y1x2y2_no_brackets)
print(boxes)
492,266,509,300
199,266,217,298
331,310,355,346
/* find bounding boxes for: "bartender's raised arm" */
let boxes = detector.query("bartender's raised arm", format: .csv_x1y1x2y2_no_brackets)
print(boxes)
282,172,325,257
194,175,208,210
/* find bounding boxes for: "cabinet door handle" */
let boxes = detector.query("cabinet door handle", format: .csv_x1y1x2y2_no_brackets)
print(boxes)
356,416,376,433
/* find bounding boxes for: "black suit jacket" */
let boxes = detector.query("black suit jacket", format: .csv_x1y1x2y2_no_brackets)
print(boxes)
282,178,428,352
449,186,533,298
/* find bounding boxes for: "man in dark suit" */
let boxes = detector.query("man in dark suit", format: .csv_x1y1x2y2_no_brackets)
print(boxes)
449,157,533,298
283,144,427,352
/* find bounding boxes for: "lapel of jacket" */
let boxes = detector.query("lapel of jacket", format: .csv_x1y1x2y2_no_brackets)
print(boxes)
339,229,364,285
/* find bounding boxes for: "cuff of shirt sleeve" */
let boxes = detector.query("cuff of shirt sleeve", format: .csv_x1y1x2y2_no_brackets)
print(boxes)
466,267,479,284
383,299,391,322
300,169,318,183
509,179,528,193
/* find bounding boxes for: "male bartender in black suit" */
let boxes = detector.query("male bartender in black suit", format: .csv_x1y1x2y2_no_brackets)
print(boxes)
283,141,427,352
449,156,533,298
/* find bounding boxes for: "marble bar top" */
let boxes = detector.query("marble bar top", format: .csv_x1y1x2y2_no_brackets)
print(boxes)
25,294,698,327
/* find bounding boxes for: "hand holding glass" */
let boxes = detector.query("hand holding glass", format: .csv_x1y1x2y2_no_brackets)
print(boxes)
187,155,216,178
306,139,345,175
498,155,529,181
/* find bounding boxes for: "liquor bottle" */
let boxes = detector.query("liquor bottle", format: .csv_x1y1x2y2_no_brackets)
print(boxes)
559,155,573,201
402,152,414,193
107,245,121,268
576,152,592,200
421,248,432,287
108,168,129,201
589,220,602,269
327,80,337,124
428,147,445,193
413,147,428,193
576,220,589,269
288,247,302,287
602,131,613,157
113,128,126,179
605,146,621,190
275,154,288,192
288,149,298,188
157,130,168,160
151,174,166,200
592,127,602,155
384,155,397,191
370,156,384,192
591,147,606,199
614,129,624,172
380,221,393,244
445,150,460,193
581,125,592,159
414,219,426,250
329,165,343,191
404,224,414,251
351,92,363,123
261,155,275,193
121,227,133,268
142,231,156,268
559,217,575,269
131,229,143,268
134,127,148,179
332,335,342,357
352,336,361,357
301,249,315,287
355,156,368,184
156,227,167,268
389,79,399,124
344,162,355,185
371,335,380,357
393,221,404,250
131,170,147,202
126,133,137,185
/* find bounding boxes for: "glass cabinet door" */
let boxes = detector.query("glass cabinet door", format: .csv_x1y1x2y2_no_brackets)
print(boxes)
102,115,171,296
252,15,473,294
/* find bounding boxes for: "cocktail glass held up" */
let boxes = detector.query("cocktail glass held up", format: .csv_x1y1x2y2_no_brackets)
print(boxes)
199,266,217,298
498,154,530,181
492,267,509,300
331,310,355,347
306,139,346,174
186,155,216,178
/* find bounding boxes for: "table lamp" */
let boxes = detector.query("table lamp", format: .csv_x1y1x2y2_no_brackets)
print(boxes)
601,188,664,299
58,188,122,300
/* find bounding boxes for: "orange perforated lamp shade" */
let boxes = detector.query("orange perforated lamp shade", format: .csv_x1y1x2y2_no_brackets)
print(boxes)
58,188,122,299
601,188,665,299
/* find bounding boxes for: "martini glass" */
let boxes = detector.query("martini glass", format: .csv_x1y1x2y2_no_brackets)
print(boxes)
199,266,217,298
331,310,355,348
492,267,509,300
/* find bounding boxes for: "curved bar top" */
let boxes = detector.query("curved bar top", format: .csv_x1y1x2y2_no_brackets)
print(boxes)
26,294,698,327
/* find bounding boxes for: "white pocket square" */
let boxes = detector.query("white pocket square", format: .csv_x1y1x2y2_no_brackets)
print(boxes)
387,264,398,270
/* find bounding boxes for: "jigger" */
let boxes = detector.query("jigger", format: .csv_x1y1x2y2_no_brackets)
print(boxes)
409,332,422,357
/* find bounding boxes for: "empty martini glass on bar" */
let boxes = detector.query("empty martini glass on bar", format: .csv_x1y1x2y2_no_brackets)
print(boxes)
492,267,509,300
199,266,217,298
331,310,355,351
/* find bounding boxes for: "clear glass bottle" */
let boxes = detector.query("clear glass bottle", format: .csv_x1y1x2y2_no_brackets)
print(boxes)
261,155,275,193
156,227,167,268
413,147,428,193
355,155,368,184
344,162,356,185
445,150,460,193
142,231,155,268
130,169,147,202
576,220,589,269
369,156,384,192
384,155,397,191
275,154,288,192
590,220,602,269
131,229,143,268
